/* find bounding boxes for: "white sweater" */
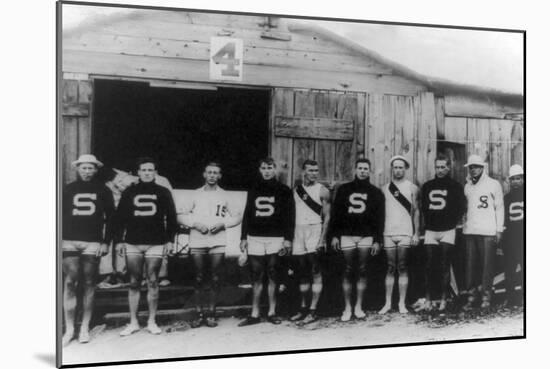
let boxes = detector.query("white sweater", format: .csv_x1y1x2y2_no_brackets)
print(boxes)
463,172,504,236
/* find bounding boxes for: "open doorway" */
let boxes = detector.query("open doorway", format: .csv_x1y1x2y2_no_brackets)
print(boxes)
92,79,270,190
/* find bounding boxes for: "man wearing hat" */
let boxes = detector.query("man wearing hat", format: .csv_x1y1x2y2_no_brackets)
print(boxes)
379,155,420,314
62,154,115,345
462,154,504,310
502,164,524,306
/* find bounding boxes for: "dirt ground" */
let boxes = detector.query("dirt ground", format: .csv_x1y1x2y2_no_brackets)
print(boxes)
62,306,524,366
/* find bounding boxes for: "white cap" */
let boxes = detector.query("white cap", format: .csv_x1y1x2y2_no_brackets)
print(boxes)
390,155,410,168
72,154,103,168
464,154,485,167
509,164,524,178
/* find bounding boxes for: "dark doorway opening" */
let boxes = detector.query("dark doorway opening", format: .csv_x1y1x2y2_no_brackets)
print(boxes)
92,79,270,190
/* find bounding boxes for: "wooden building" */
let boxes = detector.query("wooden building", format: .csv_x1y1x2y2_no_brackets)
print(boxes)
61,9,524,192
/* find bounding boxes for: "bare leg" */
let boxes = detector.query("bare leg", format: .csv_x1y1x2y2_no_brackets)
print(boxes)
355,247,371,318
397,246,410,313
145,257,163,333
120,254,143,336
79,255,99,342
379,248,396,314
266,253,279,317
208,253,225,315
249,255,265,318
439,243,454,310
191,253,207,315
341,248,356,320
424,244,436,308
62,255,80,346
309,253,323,311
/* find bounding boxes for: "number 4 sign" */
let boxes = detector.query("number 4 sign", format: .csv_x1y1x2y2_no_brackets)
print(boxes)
210,37,244,82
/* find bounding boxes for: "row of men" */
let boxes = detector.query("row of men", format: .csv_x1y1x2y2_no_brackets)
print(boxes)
61,153,524,345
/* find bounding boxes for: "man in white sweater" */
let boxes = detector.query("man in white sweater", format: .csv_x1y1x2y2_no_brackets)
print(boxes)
462,155,504,310
178,162,242,327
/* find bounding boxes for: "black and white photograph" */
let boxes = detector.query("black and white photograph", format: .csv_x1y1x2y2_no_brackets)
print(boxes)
57,0,525,367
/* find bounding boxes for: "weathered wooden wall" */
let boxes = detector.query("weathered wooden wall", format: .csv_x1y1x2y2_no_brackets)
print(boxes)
61,78,93,183
366,92,436,187
271,88,364,188
62,10,426,95
439,115,524,191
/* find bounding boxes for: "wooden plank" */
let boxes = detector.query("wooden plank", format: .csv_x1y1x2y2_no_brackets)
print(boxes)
414,92,437,185
63,50,426,96
292,91,316,186
274,116,353,140
444,117,468,143
334,94,357,182
367,94,385,187
64,32,393,76
62,117,78,183
435,97,445,140
467,118,491,164
394,95,415,182
510,121,524,168
62,103,89,117
444,94,523,119
313,92,336,183
62,79,78,104
489,119,503,182
356,93,367,155
271,88,294,186
78,117,92,156
78,80,93,104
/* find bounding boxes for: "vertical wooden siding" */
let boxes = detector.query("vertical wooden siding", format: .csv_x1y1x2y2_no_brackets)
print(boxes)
62,79,93,183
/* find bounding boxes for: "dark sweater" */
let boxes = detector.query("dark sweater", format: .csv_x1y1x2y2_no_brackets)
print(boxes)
504,187,524,240
421,175,465,232
240,178,295,241
62,179,115,243
330,177,385,243
112,181,178,245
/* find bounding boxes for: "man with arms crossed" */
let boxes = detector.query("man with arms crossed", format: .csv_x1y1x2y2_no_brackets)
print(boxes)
289,160,331,324
62,154,115,345
179,162,242,328
502,164,524,306
462,154,504,310
419,155,465,311
379,155,420,314
330,158,385,321
113,157,178,335
238,158,295,326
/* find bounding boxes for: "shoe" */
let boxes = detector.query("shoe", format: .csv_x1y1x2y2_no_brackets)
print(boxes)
378,305,391,315
412,298,426,311
398,304,409,314
190,315,204,329
146,323,162,335
78,329,90,343
340,310,352,322
301,311,318,324
290,309,308,322
462,295,476,311
120,324,140,336
267,315,282,325
159,279,171,287
62,331,74,347
355,309,367,319
238,316,261,327
204,316,218,328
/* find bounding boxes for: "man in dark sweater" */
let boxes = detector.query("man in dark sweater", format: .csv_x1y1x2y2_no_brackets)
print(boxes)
330,158,385,321
62,154,115,346
112,157,178,336
503,164,524,306
238,158,295,326
419,155,465,311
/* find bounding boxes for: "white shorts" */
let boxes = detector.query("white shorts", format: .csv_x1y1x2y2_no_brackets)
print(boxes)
62,240,101,256
424,229,456,245
341,236,374,250
247,236,284,256
189,229,226,248
384,235,412,249
293,224,322,255
125,244,165,259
